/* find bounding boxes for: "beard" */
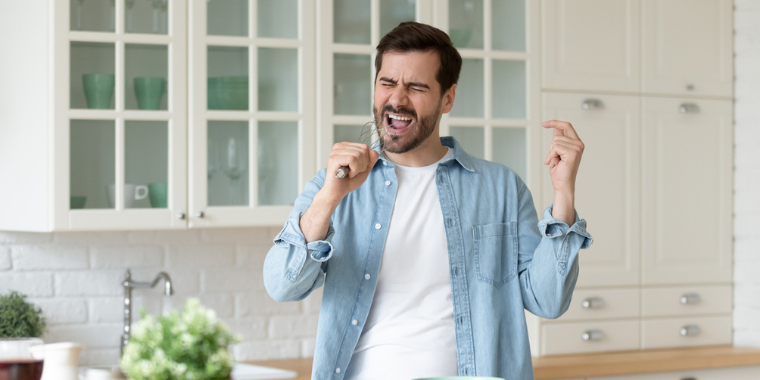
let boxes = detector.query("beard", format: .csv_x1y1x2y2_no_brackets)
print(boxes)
372,98,443,154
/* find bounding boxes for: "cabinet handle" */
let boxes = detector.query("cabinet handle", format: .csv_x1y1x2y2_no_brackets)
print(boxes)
679,103,700,113
177,213,186,220
581,297,605,309
680,324,701,336
581,329,605,341
196,211,205,218
581,99,604,110
681,377,697,380
680,293,701,305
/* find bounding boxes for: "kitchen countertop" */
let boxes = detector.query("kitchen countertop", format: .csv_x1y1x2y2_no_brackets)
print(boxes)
248,345,760,379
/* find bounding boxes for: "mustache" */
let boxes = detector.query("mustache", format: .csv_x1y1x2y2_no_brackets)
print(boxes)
381,105,416,119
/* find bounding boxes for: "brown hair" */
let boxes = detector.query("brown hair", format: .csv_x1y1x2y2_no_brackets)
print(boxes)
375,22,462,95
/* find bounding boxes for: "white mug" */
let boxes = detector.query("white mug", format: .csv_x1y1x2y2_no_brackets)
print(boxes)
107,184,149,208
30,342,83,380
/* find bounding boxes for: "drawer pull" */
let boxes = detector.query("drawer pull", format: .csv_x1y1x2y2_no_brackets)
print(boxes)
581,329,605,341
680,377,697,380
680,293,701,304
581,99,604,110
581,297,605,309
680,324,701,336
679,103,700,113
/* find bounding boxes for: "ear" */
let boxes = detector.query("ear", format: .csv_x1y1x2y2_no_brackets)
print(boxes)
441,84,456,114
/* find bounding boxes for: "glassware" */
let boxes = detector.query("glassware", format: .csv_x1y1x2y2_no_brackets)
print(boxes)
0,338,45,380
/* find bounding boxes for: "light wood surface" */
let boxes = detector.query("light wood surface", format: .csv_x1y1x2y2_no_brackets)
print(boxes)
249,346,760,380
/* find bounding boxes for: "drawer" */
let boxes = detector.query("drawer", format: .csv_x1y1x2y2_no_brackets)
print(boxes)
641,315,732,350
548,288,639,322
641,285,732,317
591,365,760,380
541,319,639,356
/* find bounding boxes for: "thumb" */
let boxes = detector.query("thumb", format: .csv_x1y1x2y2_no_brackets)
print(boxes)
369,150,380,166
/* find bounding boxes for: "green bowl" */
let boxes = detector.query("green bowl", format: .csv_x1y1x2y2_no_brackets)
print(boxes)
414,378,505,380
449,28,472,48
208,76,249,110
70,195,87,209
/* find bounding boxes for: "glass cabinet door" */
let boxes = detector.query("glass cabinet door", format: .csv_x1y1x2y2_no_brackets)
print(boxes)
190,0,315,227
61,0,187,230
436,0,538,189
318,0,431,167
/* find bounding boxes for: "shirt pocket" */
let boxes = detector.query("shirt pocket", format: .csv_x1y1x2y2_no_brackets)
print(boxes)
473,222,518,288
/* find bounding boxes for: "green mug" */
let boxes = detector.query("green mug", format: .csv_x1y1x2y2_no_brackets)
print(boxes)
148,182,168,208
83,73,115,109
134,76,167,110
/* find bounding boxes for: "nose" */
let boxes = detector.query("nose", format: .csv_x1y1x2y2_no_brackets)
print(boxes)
388,84,410,110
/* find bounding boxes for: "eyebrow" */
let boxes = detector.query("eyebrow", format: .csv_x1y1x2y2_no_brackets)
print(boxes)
378,77,430,90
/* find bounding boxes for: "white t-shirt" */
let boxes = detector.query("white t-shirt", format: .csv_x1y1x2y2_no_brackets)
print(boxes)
344,148,458,380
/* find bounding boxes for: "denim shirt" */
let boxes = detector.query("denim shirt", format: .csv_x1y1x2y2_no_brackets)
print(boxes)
263,137,593,380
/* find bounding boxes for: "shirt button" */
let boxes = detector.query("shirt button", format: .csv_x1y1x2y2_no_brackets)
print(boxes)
365,274,371,280
335,368,341,373
382,161,387,166
375,223,381,229
385,180,391,186
352,319,358,325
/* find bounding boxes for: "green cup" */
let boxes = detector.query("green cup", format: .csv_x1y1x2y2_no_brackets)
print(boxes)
148,182,168,208
70,196,87,209
83,73,115,109
134,76,167,110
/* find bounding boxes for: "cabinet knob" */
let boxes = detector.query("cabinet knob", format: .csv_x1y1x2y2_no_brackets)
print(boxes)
680,378,697,380
581,329,605,341
686,83,695,91
680,293,701,305
680,324,701,336
196,211,205,218
581,99,604,110
581,297,605,309
679,103,700,114
177,213,186,220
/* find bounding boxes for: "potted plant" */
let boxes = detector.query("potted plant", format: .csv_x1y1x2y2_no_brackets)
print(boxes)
0,291,47,338
120,298,241,380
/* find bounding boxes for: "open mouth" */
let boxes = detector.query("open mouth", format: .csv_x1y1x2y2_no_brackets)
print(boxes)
385,113,414,134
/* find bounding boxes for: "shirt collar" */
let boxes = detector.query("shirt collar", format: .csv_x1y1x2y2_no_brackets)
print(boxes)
373,136,476,172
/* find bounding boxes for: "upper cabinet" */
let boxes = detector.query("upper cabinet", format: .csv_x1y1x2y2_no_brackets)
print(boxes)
542,0,733,97
433,0,542,191
641,0,733,98
188,0,315,228
542,0,641,93
0,0,188,231
0,0,540,231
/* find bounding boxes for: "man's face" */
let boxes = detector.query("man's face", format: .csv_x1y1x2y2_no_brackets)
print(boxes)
372,50,454,154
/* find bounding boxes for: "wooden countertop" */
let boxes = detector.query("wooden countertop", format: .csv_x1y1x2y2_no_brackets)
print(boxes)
248,345,760,380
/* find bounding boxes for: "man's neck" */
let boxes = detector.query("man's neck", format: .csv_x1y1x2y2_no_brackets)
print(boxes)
384,136,449,167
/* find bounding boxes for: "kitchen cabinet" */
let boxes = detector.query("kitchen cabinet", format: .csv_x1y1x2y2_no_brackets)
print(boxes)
542,0,733,98
535,0,734,357
187,0,315,227
0,0,188,231
641,0,733,97
641,97,733,285
589,365,760,380
1,0,541,231
541,92,641,288
541,0,641,93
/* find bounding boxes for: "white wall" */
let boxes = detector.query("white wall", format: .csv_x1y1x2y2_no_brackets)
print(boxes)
733,0,760,347
0,228,321,366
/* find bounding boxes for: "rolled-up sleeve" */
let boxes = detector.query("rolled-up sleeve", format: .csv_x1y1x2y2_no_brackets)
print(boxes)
517,183,593,319
264,169,335,302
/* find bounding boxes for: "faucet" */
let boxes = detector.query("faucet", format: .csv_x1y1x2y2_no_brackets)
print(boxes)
121,269,174,356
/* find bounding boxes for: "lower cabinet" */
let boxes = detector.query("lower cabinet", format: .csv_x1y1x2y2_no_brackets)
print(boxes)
588,365,760,380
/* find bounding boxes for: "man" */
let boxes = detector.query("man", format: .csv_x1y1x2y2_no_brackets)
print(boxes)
264,22,592,380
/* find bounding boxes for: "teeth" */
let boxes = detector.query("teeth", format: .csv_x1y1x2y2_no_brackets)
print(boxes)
388,114,412,121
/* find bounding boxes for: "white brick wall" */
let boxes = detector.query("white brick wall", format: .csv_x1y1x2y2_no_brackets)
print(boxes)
733,0,760,348
0,227,319,366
